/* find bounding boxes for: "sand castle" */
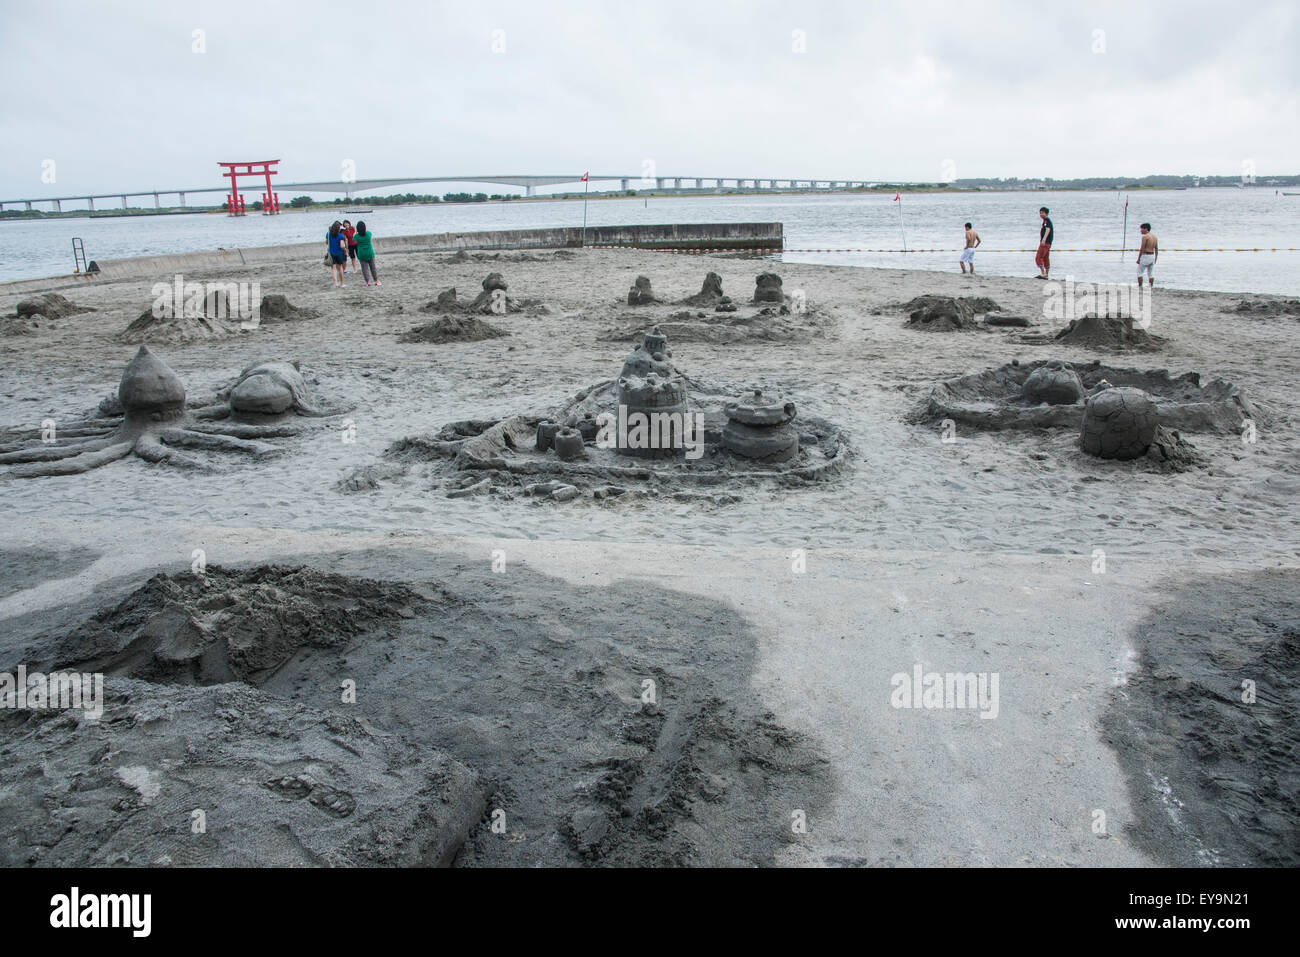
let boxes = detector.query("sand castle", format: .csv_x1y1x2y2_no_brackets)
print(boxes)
344,326,851,502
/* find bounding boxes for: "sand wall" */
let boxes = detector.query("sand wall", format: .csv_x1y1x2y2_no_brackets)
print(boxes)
0,222,784,292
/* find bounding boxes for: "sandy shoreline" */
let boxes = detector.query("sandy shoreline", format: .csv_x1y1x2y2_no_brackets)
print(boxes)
1,246,1296,866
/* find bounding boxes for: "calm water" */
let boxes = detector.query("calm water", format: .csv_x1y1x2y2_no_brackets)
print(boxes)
2,189,1298,294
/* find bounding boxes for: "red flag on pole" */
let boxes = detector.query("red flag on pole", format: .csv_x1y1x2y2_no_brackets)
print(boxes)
893,192,900,201
581,172,589,182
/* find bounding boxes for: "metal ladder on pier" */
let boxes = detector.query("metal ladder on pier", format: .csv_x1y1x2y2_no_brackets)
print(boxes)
72,237,87,274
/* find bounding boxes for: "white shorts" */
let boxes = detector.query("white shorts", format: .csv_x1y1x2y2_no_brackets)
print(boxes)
960,248,975,264
1137,253,1156,278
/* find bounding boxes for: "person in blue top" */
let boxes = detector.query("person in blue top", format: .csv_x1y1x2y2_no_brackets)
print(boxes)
326,221,347,288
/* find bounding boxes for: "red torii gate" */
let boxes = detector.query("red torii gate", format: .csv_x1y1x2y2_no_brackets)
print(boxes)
218,159,280,215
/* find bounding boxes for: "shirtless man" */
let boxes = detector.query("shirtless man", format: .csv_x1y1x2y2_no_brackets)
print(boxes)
1136,223,1158,287
959,222,981,275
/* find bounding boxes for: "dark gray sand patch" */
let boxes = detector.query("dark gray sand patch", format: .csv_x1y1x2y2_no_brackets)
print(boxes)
0,546,100,601
6,551,833,867
0,678,485,867
1102,569,1300,866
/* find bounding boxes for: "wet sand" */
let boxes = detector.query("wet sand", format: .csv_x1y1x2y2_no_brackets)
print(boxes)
1,247,1297,866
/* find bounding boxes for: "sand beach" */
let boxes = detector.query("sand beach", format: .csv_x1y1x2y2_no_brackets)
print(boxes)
1,245,1296,867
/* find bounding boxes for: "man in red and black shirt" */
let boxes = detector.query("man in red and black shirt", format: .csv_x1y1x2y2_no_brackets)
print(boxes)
1035,206,1053,279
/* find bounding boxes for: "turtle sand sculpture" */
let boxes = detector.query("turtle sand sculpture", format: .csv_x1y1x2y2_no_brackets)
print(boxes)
1020,360,1085,405
0,348,341,478
1079,386,1160,460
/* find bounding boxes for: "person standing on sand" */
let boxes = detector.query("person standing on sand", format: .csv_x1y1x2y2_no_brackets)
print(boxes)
326,221,347,288
1035,206,1054,279
1136,223,1158,288
960,222,981,275
342,220,358,273
354,221,380,286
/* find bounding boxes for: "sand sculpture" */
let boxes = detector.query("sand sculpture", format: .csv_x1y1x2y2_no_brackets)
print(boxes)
909,358,1261,468
119,290,241,344
0,347,342,478
615,326,689,458
343,326,851,502
722,389,799,462
1079,386,1159,460
1020,360,1085,405
681,272,725,306
901,295,1002,332
627,275,660,305
752,272,785,303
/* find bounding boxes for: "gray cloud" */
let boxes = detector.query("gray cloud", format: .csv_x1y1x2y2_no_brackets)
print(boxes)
0,0,1295,198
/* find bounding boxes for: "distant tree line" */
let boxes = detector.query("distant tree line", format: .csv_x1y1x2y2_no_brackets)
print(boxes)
283,192,516,208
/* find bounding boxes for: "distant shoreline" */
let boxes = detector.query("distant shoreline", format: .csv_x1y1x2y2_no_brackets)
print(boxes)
0,183,1281,223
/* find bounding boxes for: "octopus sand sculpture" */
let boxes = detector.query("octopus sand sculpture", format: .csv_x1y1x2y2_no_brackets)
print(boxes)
0,347,343,477
344,326,850,503
910,357,1262,467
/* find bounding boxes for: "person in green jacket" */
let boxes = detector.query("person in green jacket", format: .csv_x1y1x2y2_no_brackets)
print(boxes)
354,221,380,286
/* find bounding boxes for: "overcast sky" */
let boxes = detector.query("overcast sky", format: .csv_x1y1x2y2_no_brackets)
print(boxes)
1,0,1296,198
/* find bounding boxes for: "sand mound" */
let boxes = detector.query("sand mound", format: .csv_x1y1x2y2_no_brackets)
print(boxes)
15,293,93,320
0,315,43,336
420,288,460,313
911,359,1258,434
399,314,510,344
0,679,485,866
6,554,831,866
1224,297,1300,318
257,294,320,322
119,292,244,344
1103,569,1300,866
1051,314,1165,351
901,295,1001,331
55,564,433,686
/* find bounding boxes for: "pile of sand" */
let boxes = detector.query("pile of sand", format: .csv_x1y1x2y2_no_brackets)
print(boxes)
1224,297,1300,317
15,292,94,320
1050,314,1165,351
2,293,94,336
55,564,434,685
399,314,510,344
118,291,243,344
257,294,320,323
901,295,1001,331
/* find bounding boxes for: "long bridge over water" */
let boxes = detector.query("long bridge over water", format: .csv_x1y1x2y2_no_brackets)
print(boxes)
0,174,879,212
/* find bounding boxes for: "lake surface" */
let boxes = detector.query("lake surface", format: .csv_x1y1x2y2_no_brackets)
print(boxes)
2,189,1298,294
